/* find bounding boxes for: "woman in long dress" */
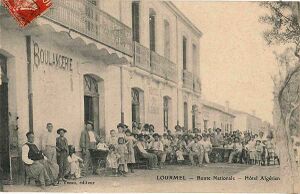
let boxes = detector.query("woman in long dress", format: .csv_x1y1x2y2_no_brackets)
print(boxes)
125,130,136,172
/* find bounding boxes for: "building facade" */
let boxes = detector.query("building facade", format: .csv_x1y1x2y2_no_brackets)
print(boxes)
233,110,263,133
201,100,235,132
0,0,201,183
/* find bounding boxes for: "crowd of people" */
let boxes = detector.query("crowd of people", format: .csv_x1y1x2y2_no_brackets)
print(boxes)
21,121,279,189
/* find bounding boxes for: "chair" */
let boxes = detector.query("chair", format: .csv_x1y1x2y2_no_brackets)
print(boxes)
24,164,37,185
133,146,149,169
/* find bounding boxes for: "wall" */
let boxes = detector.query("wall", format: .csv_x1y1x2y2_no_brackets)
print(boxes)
202,105,234,131
123,68,178,133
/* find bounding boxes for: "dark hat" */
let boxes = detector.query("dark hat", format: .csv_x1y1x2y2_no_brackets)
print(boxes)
256,139,261,143
144,134,150,139
117,123,124,128
57,128,67,134
86,121,94,125
216,128,221,132
143,123,150,129
175,124,181,130
153,133,159,138
26,131,34,138
125,129,132,134
137,134,144,140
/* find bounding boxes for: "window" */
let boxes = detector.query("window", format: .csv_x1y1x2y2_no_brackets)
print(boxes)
163,97,169,130
149,9,156,51
84,75,99,131
132,88,140,123
86,0,99,35
182,36,187,70
184,102,188,129
192,44,198,72
132,1,140,42
164,20,170,59
203,120,208,130
192,105,198,129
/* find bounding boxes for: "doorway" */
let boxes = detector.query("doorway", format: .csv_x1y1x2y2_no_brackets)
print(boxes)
84,75,100,135
0,54,10,180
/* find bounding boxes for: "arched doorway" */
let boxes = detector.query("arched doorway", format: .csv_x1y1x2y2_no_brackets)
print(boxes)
163,96,172,131
84,75,101,135
0,54,10,180
192,105,198,130
131,88,144,124
183,102,188,130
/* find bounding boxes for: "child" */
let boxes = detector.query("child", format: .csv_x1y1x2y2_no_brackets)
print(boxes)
255,140,263,165
265,137,275,165
56,128,69,181
125,130,136,173
174,145,184,164
117,123,126,139
67,145,83,179
116,137,128,176
202,134,212,164
246,136,256,165
107,130,118,146
106,145,120,176
97,137,109,151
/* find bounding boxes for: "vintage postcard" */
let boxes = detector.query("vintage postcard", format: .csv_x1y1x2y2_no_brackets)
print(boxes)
0,0,299,193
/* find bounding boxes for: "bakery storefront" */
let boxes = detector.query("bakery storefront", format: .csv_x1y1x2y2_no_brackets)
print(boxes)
0,18,130,183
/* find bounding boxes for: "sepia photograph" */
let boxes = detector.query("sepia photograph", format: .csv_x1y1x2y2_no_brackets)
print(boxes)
0,0,299,193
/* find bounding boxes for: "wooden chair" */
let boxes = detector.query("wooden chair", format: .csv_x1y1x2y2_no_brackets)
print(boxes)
24,163,38,185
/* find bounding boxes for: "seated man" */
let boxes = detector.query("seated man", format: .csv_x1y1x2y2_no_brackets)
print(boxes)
228,137,243,163
22,132,59,189
136,134,158,169
187,136,203,166
149,133,166,167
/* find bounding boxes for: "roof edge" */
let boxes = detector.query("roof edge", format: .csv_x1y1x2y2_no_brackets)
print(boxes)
164,1,203,37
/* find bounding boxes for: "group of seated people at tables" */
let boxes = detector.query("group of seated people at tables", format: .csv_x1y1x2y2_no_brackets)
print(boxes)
21,121,279,189
101,123,279,173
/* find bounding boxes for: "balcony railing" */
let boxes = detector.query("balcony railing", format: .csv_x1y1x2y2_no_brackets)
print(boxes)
43,0,132,56
150,51,177,83
193,77,201,93
132,42,177,83
182,69,193,90
133,42,151,72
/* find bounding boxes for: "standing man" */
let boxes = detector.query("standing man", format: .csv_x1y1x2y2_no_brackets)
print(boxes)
79,121,100,174
40,123,57,163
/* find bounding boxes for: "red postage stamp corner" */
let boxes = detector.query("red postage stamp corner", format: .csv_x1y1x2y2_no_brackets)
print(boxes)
1,0,52,27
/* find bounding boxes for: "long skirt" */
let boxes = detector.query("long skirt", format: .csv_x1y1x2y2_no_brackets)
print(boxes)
40,160,59,182
25,160,59,185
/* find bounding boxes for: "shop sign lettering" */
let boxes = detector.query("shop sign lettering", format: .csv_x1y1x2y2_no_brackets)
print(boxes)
32,41,73,72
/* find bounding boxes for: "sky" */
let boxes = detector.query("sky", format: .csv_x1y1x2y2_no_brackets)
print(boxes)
174,1,278,123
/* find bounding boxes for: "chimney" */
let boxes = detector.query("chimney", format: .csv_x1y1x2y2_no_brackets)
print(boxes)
225,101,229,112
252,110,256,116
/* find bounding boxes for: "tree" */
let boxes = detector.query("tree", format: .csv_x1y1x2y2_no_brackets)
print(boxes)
260,2,300,193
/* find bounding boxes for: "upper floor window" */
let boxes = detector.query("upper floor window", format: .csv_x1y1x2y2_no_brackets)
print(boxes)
149,9,156,52
132,1,140,42
164,20,170,59
182,36,187,70
192,44,197,67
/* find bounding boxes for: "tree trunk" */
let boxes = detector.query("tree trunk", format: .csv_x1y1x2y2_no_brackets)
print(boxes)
274,97,299,193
